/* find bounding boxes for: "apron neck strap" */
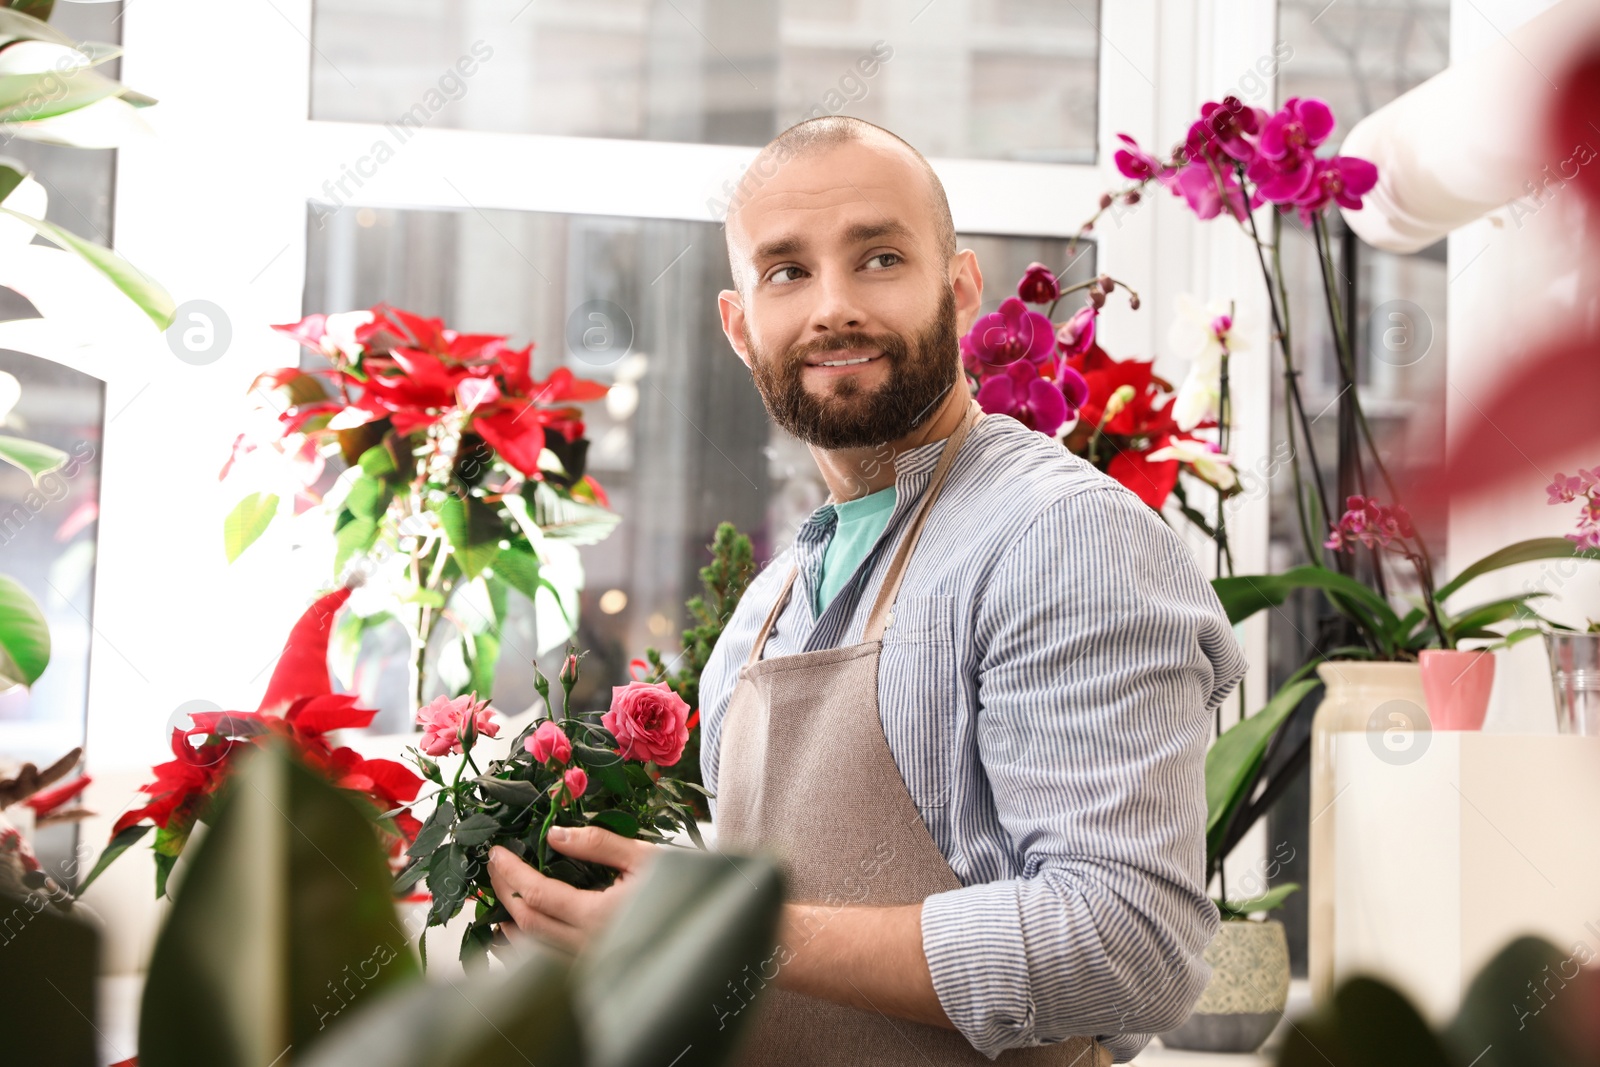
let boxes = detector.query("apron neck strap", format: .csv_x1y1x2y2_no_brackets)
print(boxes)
862,399,981,641
743,398,984,667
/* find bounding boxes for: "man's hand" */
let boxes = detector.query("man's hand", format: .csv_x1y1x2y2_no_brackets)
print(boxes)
487,825,659,955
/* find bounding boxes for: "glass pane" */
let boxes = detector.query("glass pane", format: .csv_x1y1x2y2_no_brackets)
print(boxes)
309,0,1099,162
1267,0,1450,978
0,353,106,764
303,204,1091,725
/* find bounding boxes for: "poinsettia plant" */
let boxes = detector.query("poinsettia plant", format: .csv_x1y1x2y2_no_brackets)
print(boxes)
962,265,1240,557
78,587,426,897
220,304,620,713
392,649,711,965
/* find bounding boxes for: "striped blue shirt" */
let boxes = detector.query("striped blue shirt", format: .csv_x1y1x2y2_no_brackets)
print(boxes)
698,413,1247,1062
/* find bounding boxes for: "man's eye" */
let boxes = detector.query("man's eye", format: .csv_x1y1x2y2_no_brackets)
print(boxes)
864,253,902,270
768,266,806,285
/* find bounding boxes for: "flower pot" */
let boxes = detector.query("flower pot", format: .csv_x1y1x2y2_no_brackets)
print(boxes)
1308,660,1425,1004
1160,919,1290,1053
1418,649,1495,731
1546,631,1600,735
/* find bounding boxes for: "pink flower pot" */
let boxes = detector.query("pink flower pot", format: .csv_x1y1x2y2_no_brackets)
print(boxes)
1418,650,1496,731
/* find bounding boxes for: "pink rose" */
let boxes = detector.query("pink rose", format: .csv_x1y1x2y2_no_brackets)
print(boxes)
524,721,572,765
602,681,690,766
563,767,587,800
415,692,498,757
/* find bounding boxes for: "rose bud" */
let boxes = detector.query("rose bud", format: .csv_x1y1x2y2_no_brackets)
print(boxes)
563,767,588,800
525,720,572,765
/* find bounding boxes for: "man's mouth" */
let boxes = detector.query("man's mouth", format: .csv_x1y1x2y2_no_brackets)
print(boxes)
805,348,883,369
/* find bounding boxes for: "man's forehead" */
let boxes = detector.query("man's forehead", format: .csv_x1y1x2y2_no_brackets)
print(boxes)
728,141,933,255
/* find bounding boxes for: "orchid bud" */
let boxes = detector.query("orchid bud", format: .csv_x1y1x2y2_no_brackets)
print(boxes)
1098,192,1113,210
1096,274,1115,294
1088,285,1106,309
1128,294,1141,310
1124,190,1141,205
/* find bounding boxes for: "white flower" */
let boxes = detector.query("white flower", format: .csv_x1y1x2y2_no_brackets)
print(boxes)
1168,295,1243,432
1147,438,1237,491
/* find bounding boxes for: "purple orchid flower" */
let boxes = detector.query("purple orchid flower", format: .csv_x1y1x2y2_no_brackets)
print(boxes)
976,360,1074,435
964,297,1055,367
1294,156,1379,220
1258,97,1335,161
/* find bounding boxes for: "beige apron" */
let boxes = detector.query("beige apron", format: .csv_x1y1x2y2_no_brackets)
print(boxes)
717,400,1109,1066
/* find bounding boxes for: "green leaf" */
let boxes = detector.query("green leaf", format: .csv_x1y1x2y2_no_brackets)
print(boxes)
1278,976,1453,1067
467,630,499,696
1444,935,1598,1067
344,473,390,522
452,812,500,847
222,492,278,563
0,9,74,46
73,822,150,895
1206,678,1320,845
1217,881,1300,919
0,162,22,203
475,776,544,813
137,741,420,1067
490,545,542,603
358,441,398,478
0,206,174,328
589,809,641,838
1212,565,1399,630
0,433,67,482
425,842,472,926
432,494,502,581
0,66,125,123
334,514,379,573
570,849,785,1067
296,941,581,1067
407,798,455,858
0,573,49,688
1436,537,1600,603
0,882,99,1064
524,480,620,546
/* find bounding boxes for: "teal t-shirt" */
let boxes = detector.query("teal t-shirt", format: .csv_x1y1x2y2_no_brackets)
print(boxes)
814,485,897,616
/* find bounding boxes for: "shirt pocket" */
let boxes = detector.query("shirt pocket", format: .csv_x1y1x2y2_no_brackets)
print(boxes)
881,594,960,809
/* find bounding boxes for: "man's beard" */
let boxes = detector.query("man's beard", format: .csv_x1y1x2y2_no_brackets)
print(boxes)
744,285,961,450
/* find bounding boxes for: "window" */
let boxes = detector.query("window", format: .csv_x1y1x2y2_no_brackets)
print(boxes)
309,0,1099,162
303,202,1091,721
1266,0,1450,977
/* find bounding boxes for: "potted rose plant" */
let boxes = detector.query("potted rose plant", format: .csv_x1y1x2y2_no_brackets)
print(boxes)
392,648,712,965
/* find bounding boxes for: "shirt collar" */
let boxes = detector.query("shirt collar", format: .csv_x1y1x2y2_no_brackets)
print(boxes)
797,415,984,535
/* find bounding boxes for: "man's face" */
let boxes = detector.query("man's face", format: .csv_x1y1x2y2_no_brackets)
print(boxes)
719,139,975,450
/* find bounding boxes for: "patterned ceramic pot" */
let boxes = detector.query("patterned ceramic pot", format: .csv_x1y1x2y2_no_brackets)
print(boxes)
1160,919,1290,1053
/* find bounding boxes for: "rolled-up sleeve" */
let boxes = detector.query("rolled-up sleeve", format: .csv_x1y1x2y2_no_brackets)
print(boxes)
919,486,1246,1062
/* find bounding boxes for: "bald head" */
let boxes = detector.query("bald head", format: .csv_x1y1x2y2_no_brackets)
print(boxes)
722,116,956,295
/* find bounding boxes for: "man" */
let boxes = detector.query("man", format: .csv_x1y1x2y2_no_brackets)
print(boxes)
488,116,1245,1064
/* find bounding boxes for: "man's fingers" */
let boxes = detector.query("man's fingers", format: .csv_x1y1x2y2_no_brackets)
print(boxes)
487,846,597,930
546,824,649,872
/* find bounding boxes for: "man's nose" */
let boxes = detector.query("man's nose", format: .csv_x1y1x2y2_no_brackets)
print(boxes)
807,266,869,336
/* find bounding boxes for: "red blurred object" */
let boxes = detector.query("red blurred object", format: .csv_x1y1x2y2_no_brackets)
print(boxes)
22,774,91,817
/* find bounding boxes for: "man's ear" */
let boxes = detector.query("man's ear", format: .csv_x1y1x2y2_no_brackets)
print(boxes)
951,249,984,336
718,288,753,370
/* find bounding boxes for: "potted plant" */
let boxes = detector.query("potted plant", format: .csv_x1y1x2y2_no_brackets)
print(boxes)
1544,468,1600,735
1160,675,1312,1052
222,305,620,718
